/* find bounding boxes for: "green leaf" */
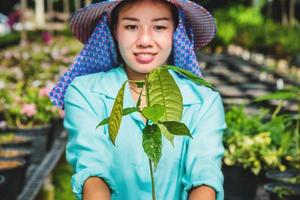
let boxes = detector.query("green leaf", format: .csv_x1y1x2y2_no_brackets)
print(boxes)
136,95,142,108
161,121,193,138
255,90,299,102
141,104,165,123
108,82,126,145
280,132,293,154
96,107,139,129
147,68,183,122
96,117,110,128
158,123,174,147
291,114,300,120
165,65,216,91
128,80,145,88
136,82,145,88
123,107,139,115
136,88,144,108
142,124,162,169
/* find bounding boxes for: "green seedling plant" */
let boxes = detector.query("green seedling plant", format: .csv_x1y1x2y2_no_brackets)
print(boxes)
255,86,300,169
97,65,215,200
273,185,296,199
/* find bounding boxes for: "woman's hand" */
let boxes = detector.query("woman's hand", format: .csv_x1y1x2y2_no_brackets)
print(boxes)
83,177,111,200
188,185,216,200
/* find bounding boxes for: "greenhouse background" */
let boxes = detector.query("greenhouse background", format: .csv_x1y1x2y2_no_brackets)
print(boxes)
0,0,299,200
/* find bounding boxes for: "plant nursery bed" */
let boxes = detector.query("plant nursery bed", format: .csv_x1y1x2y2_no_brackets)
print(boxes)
16,130,67,200
198,52,300,113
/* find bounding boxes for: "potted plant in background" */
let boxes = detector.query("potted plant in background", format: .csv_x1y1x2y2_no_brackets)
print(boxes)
0,145,32,168
0,158,27,200
0,35,81,153
0,133,33,169
223,105,289,200
0,175,5,190
0,81,60,163
255,86,300,199
0,131,33,148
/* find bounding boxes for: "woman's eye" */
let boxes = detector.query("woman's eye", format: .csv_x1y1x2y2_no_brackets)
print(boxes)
154,26,167,31
124,25,138,30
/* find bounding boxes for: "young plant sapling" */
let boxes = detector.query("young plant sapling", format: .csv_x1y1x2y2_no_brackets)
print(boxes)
97,65,215,200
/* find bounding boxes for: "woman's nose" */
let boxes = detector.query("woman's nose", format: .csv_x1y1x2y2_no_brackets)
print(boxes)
137,28,154,47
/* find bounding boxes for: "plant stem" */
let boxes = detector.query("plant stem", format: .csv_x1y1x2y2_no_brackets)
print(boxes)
272,100,283,119
296,102,300,155
295,119,299,155
149,159,156,200
144,75,156,200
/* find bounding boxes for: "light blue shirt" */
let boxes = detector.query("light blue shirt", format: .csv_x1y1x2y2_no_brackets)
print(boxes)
64,66,226,200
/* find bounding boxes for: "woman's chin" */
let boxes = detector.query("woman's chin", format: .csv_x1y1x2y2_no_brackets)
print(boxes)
132,66,157,74
125,62,165,79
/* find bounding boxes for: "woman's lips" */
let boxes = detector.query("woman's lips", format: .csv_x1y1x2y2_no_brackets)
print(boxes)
134,53,156,64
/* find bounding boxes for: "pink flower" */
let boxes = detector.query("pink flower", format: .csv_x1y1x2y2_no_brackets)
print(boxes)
39,87,49,97
21,103,37,117
39,84,53,97
42,31,52,44
59,110,65,118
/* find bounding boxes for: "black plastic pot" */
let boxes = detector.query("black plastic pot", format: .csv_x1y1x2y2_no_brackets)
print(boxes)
8,124,52,163
49,118,64,148
0,158,27,200
223,165,259,200
0,175,5,191
266,169,300,184
0,133,34,149
0,147,34,168
264,182,300,200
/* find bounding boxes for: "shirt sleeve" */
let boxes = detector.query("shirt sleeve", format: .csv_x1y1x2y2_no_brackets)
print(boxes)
181,92,226,200
64,78,117,200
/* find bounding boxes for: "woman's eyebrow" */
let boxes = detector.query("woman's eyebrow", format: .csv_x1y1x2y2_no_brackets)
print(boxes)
152,17,171,22
121,17,139,21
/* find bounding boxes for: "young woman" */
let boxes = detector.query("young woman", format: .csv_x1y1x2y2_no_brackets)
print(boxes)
50,0,226,200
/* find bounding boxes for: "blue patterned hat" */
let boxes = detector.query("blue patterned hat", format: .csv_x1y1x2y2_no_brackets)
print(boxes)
49,0,216,109
70,0,216,49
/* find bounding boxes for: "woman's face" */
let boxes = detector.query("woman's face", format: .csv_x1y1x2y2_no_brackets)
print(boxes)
114,0,175,80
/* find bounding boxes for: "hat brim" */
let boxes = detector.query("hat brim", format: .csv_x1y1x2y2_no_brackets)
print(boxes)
70,0,216,49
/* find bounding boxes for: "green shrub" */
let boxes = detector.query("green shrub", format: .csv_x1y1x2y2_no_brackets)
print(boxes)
213,6,300,57
53,158,76,200
224,106,294,174
0,32,20,47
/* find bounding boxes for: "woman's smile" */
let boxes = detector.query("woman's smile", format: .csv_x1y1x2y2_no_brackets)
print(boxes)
134,52,157,64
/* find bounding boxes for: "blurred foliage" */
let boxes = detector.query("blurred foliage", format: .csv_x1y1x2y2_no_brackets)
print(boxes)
0,81,60,128
0,32,20,47
0,35,82,84
225,106,293,149
212,5,300,58
255,86,300,169
0,28,73,48
224,105,298,174
0,34,82,128
53,157,76,200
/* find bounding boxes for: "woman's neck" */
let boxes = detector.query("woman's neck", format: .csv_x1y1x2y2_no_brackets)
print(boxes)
124,65,148,81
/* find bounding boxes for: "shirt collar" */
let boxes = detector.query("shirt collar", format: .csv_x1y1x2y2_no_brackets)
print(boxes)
91,66,128,99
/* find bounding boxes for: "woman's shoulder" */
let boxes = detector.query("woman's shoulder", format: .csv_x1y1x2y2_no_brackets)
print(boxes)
72,66,123,84
68,66,126,93
66,67,127,99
